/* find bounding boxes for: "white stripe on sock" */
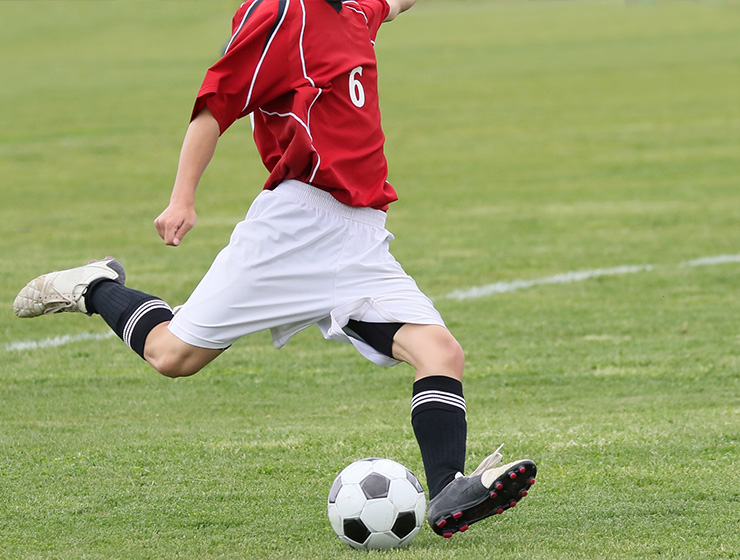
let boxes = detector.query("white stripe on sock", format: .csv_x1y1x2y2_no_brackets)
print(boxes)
122,300,172,349
412,390,466,408
412,395,467,412
411,390,467,413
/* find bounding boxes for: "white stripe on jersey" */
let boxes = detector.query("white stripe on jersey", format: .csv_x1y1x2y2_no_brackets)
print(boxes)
298,0,316,88
258,108,312,140
305,87,321,133
306,89,323,181
298,0,322,181
225,0,263,54
242,0,291,112
344,2,369,27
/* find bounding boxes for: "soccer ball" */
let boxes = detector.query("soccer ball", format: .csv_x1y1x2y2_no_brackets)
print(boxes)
327,458,426,550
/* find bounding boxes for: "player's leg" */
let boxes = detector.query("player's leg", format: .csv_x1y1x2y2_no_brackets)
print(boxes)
86,265,224,377
391,324,537,538
343,321,468,499
13,258,223,378
390,323,467,499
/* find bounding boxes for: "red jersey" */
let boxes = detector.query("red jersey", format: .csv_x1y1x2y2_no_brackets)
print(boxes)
193,0,396,210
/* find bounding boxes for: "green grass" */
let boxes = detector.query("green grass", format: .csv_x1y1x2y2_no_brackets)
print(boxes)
2,1,740,558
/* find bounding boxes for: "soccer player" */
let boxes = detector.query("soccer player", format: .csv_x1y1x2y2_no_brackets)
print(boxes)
14,0,535,538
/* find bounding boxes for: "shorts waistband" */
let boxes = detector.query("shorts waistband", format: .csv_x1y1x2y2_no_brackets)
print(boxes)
272,180,387,228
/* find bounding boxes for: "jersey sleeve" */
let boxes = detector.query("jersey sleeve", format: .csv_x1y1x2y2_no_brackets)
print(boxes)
357,0,391,40
192,1,297,134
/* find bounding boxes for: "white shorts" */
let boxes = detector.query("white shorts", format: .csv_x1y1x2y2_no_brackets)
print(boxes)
168,180,444,366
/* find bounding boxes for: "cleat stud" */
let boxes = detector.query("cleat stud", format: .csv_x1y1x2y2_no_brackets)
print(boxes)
452,511,463,520
510,501,517,507
490,491,498,499
521,490,529,497
436,519,447,528
519,466,526,473
495,482,504,490
496,508,504,515
443,532,453,539
529,478,536,485
459,525,469,532
509,472,517,480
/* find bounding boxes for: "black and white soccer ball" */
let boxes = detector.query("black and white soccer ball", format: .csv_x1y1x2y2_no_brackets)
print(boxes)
327,458,426,550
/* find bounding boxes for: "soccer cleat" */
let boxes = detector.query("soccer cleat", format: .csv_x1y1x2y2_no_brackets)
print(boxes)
427,444,536,538
13,257,126,317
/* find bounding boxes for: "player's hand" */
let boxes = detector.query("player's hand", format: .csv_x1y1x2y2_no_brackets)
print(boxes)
154,203,197,246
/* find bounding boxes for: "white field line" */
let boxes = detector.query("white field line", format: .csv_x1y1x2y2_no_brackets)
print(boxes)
444,253,740,301
5,331,115,352
679,254,740,267
445,265,653,300
6,253,740,351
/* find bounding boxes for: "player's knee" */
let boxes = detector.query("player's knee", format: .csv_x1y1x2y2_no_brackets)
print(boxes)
395,325,465,379
142,324,210,378
434,331,465,376
144,342,202,378
147,351,201,378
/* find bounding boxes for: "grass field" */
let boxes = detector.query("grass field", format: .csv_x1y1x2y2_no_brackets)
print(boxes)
2,1,740,558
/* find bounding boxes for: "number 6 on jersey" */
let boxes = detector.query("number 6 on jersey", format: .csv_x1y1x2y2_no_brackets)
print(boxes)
349,66,365,108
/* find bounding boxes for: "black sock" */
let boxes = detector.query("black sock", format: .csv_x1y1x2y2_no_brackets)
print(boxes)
411,376,467,499
85,279,173,359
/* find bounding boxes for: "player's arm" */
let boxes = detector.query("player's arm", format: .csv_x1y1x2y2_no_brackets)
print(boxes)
154,107,220,246
384,0,418,21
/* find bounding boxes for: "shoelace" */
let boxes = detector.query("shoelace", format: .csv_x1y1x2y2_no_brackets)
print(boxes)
47,279,80,310
468,443,505,478
39,280,78,314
